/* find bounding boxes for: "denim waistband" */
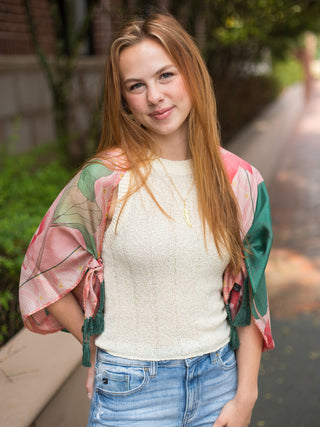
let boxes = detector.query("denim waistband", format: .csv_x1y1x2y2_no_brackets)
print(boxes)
97,342,231,370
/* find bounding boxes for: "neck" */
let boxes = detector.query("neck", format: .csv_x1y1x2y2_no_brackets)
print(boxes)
158,145,190,161
152,128,190,161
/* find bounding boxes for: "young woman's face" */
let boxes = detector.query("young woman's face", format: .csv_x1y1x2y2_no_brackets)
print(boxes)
120,39,192,148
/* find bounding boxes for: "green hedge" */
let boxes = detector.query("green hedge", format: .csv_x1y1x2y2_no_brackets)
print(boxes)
0,145,74,346
272,55,303,90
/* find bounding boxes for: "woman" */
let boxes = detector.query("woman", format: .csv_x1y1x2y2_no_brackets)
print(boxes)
19,13,274,427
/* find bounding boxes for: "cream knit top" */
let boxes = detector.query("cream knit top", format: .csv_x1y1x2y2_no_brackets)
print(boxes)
95,158,231,360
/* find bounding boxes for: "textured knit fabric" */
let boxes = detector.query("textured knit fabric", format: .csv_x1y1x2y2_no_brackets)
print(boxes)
95,159,230,360
19,148,274,367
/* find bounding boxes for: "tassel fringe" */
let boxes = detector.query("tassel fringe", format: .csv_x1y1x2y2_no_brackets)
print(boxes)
226,276,252,350
82,281,106,367
82,317,93,367
233,277,251,327
226,304,240,350
93,281,105,335
82,340,91,367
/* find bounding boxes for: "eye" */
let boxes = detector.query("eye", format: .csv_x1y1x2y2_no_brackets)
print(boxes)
129,82,144,91
160,72,174,80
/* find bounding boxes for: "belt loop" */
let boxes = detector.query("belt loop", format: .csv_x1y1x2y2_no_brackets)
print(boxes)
209,352,216,364
149,361,157,377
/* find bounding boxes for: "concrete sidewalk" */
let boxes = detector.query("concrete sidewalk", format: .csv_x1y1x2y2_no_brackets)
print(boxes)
229,81,320,427
226,82,305,186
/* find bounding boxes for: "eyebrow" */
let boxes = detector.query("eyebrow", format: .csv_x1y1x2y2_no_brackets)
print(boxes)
123,64,176,86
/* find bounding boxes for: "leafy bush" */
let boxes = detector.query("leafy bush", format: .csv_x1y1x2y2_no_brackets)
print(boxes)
0,144,74,346
272,55,303,90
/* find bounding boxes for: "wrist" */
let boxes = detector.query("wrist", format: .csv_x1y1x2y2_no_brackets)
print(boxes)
235,388,258,408
89,336,97,367
89,334,97,351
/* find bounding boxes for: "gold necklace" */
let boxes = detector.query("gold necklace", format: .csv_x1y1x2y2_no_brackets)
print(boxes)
158,158,195,228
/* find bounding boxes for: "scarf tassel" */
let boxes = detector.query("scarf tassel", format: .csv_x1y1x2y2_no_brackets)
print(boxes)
82,316,93,367
226,304,240,350
93,281,105,335
226,276,252,350
233,277,251,328
82,281,105,367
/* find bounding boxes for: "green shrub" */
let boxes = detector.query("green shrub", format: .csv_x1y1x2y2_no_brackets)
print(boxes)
0,144,75,346
272,55,303,91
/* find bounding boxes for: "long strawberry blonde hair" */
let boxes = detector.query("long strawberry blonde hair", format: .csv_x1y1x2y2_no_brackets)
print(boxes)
95,13,244,274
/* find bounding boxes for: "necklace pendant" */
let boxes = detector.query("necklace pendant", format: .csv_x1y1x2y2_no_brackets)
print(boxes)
183,206,192,228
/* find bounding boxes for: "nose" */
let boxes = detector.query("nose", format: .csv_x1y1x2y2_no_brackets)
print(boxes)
147,84,164,105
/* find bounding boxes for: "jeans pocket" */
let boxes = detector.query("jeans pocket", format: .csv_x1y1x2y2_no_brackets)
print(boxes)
95,361,149,397
217,344,237,371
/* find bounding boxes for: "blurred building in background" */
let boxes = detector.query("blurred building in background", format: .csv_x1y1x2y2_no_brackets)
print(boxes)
0,0,114,153
0,0,112,55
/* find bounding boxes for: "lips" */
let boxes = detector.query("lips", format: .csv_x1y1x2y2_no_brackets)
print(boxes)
149,107,174,120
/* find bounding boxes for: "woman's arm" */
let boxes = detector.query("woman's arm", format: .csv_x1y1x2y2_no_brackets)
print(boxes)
235,319,263,406
46,187,119,399
213,319,263,427
46,292,85,343
46,292,97,398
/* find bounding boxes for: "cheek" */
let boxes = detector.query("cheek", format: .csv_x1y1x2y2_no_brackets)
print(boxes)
173,80,192,108
124,95,145,116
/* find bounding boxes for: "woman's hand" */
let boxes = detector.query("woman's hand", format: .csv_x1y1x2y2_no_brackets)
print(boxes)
213,316,262,426
86,365,95,400
86,338,97,400
212,394,256,427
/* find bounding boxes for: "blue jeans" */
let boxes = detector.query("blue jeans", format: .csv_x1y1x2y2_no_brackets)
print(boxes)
88,343,237,426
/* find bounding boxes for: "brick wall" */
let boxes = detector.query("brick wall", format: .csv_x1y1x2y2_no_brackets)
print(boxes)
0,0,55,54
0,0,114,55
92,0,112,55
0,0,114,153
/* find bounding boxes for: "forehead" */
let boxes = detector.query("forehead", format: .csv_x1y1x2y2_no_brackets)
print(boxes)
119,39,175,80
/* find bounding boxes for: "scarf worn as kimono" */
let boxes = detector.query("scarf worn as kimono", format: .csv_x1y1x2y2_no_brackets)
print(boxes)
19,148,274,367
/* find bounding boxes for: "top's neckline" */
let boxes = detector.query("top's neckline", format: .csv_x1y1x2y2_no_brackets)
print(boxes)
153,157,193,176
